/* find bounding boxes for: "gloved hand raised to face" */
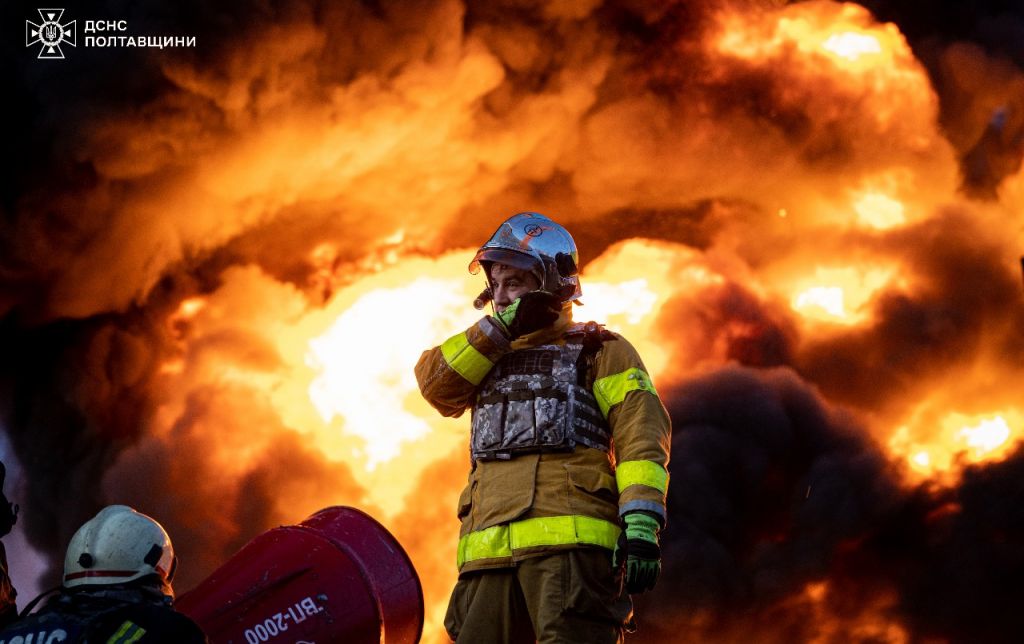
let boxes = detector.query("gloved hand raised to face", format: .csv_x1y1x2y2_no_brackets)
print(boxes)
494,291,562,339
613,510,662,594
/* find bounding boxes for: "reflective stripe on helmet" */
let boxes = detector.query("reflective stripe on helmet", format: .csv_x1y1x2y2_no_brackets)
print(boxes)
64,569,139,581
593,367,658,418
615,460,668,494
441,332,494,386
457,515,621,568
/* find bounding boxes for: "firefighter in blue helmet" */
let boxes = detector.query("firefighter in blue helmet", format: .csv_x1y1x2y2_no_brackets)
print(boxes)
0,505,207,643
416,212,672,643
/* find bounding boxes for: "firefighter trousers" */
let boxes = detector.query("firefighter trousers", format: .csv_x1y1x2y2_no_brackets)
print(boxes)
444,548,632,644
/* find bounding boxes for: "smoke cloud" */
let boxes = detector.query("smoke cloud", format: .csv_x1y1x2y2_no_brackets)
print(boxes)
638,365,1024,642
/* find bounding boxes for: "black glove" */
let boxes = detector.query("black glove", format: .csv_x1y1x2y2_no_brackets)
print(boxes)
494,291,561,339
0,462,16,538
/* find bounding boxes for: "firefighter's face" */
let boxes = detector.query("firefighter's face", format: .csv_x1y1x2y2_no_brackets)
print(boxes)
489,263,540,313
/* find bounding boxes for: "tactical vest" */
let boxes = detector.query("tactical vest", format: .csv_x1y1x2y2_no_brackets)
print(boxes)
470,323,611,462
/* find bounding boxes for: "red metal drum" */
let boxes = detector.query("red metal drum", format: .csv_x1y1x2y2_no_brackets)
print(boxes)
176,506,423,644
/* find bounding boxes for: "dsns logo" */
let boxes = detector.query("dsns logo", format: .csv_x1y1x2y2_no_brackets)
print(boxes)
25,8,77,59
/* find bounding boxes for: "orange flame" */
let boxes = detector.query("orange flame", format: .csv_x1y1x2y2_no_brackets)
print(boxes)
890,411,1021,482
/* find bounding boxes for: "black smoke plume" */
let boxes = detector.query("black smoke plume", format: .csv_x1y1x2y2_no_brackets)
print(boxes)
641,365,1024,643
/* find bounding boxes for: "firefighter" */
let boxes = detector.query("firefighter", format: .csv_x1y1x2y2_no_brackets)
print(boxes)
0,462,18,629
415,212,671,643
0,505,207,643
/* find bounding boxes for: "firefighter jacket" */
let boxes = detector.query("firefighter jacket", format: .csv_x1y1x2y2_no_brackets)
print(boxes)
415,306,671,574
0,585,208,643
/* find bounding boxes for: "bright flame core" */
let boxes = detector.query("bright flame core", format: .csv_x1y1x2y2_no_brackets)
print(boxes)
714,3,910,74
822,32,883,61
854,191,907,229
307,277,472,469
794,286,847,319
890,411,1022,482
957,417,1012,454
788,266,895,325
303,239,688,474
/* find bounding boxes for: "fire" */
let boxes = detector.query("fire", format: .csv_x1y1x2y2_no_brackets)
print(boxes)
10,0,1024,640
177,297,207,318
576,239,730,379
788,266,896,325
711,1,936,133
853,190,906,229
958,417,1012,454
714,2,911,74
794,286,846,319
307,271,480,470
889,411,1022,482
821,32,883,61
160,297,211,374
305,238,688,474
793,580,909,644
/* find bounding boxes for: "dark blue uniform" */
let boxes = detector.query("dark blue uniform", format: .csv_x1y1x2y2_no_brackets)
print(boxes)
0,586,207,644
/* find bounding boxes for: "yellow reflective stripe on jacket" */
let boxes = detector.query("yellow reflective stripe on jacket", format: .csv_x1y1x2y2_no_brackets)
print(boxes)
107,621,147,644
441,331,494,386
615,460,668,494
457,515,621,568
593,367,658,418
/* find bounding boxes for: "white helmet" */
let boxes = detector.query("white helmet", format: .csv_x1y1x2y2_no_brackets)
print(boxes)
469,212,582,303
63,505,177,595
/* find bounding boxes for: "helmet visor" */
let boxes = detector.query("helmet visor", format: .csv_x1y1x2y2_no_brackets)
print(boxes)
468,248,540,275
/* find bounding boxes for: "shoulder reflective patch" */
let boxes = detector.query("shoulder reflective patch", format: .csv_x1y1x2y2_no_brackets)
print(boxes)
457,515,620,568
441,331,494,385
593,367,658,417
107,620,147,644
615,460,668,494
